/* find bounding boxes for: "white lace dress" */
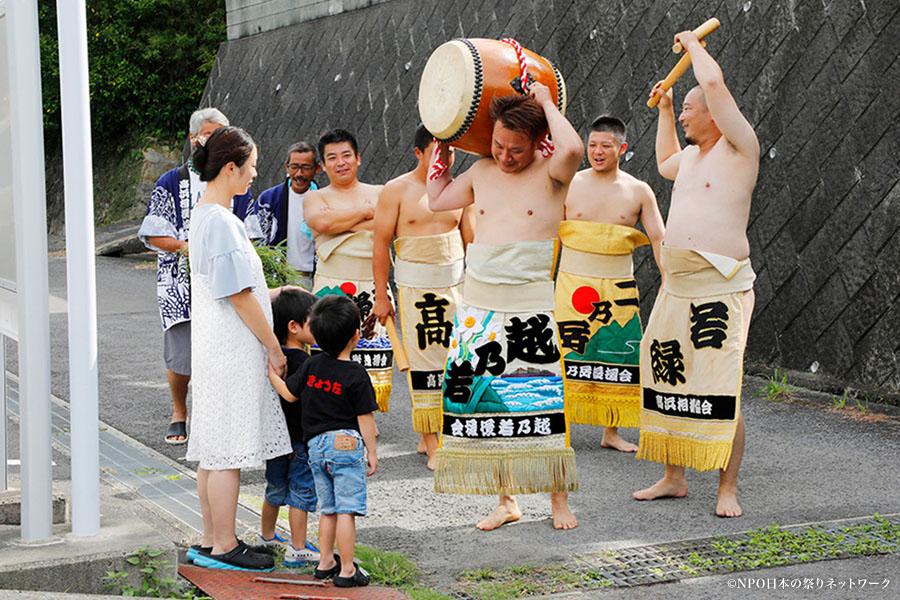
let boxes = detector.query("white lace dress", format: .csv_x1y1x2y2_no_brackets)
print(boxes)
186,204,291,470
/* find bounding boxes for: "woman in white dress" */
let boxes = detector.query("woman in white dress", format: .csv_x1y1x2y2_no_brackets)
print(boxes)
186,126,292,571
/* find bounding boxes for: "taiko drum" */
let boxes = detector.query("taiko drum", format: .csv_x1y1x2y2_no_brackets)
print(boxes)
418,38,567,157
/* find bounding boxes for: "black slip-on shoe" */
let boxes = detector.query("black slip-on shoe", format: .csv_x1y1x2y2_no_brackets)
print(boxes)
313,553,342,579
334,565,370,588
200,541,274,571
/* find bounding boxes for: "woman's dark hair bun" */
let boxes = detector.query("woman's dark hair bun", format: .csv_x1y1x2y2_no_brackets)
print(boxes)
191,126,255,182
192,142,210,175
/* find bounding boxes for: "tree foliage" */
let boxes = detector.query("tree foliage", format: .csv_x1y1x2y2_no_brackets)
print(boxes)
38,0,226,147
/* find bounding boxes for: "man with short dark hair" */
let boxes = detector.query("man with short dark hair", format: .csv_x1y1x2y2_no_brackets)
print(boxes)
428,83,583,530
252,142,321,289
634,30,760,518
304,129,393,410
373,124,473,470
555,114,665,451
138,108,255,445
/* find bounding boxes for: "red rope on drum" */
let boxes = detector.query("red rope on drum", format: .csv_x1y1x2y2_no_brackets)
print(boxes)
428,139,449,181
500,37,530,92
499,37,555,158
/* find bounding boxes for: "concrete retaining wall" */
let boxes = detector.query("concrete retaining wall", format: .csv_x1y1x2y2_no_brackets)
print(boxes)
204,0,900,396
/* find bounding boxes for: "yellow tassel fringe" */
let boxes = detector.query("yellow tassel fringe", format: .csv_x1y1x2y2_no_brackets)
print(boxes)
635,431,733,472
434,448,578,495
412,406,442,434
565,389,640,428
374,384,391,413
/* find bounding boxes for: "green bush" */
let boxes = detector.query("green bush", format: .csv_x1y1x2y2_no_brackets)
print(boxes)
38,0,225,148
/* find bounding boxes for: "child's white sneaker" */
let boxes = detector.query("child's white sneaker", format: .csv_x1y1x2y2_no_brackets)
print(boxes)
252,532,290,548
284,541,321,567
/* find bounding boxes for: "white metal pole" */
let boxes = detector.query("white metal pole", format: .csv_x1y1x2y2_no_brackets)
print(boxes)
0,335,7,491
8,0,53,541
56,0,99,537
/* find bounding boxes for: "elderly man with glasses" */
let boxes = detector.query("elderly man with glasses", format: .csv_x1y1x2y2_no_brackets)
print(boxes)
251,141,322,289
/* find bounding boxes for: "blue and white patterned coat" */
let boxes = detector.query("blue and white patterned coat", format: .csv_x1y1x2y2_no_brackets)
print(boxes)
138,166,255,330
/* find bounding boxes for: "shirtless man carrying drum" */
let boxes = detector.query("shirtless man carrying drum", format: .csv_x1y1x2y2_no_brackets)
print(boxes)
428,82,584,530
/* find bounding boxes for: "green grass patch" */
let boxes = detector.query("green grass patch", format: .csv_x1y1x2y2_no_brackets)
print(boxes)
685,518,900,573
461,568,499,582
354,544,420,587
102,547,211,598
404,587,455,600
754,369,796,402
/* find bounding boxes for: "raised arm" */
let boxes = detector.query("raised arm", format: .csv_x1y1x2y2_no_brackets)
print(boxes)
372,182,401,324
303,190,374,235
651,83,681,181
531,82,583,185
427,142,475,211
677,31,759,158
637,182,666,277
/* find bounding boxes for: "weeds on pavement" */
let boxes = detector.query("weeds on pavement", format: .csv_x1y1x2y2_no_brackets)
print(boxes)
686,518,900,573
754,369,795,402
102,548,210,598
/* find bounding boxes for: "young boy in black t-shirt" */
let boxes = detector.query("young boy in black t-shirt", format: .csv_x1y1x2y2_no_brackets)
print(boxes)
269,294,378,588
259,289,321,567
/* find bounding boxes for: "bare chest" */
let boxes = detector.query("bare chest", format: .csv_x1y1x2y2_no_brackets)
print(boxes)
397,195,460,236
566,182,641,226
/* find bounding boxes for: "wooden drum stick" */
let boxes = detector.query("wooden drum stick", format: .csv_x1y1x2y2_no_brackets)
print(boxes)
385,315,410,371
647,40,706,108
672,17,720,53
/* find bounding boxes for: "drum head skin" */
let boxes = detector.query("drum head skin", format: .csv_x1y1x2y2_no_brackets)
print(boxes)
418,40,479,141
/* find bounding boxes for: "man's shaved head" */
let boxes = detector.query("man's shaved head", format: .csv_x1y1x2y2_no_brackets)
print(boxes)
686,85,707,110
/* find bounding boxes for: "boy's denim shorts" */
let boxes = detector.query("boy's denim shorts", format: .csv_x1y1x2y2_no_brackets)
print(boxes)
264,442,317,512
307,429,367,515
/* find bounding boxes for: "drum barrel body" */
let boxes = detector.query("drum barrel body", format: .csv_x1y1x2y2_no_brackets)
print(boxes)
419,38,566,157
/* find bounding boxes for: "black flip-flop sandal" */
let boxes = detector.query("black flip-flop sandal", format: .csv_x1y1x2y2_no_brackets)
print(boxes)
165,421,187,445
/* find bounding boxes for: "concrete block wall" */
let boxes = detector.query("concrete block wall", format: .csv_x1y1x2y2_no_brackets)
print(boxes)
225,0,396,40
202,0,900,396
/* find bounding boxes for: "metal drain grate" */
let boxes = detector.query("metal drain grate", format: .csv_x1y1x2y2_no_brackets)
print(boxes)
450,514,900,598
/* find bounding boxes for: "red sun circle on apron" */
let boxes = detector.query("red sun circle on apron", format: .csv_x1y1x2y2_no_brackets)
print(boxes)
339,282,357,296
571,286,600,314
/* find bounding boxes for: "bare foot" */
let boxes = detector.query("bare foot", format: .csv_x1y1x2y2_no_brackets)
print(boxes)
716,484,742,517
426,453,436,471
633,476,688,501
417,436,427,454
476,502,521,531
600,428,638,453
551,495,578,530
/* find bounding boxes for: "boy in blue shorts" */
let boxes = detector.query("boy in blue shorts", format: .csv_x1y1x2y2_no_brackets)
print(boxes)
259,289,321,567
269,294,378,588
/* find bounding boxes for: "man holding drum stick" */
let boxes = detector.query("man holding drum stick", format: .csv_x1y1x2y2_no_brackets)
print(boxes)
634,30,760,518
428,82,583,531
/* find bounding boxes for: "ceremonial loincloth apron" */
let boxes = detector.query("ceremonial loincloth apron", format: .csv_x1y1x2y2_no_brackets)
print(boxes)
394,230,465,434
434,239,578,495
637,245,755,472
313,230,392,411
555,221,649,428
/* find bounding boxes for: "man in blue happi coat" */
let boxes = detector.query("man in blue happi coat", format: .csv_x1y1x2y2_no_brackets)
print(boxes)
252,141,320,289
137,107,258,444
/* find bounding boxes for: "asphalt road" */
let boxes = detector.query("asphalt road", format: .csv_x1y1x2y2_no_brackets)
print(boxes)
4,249,900,596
